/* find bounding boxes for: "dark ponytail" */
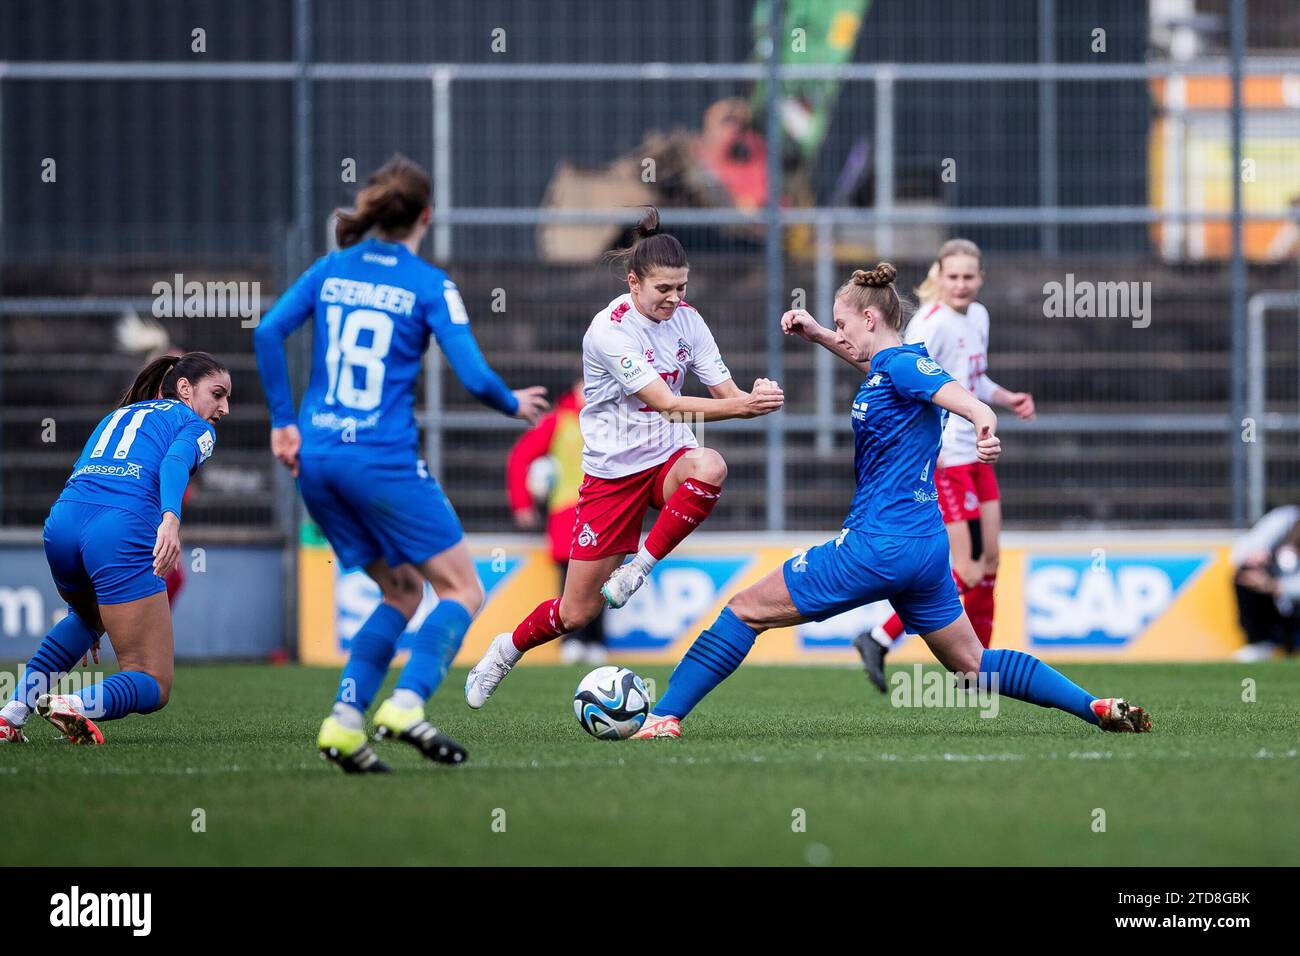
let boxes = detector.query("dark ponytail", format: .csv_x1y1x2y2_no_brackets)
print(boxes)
603,206,689,279
119,351,228,407
335,153,432,248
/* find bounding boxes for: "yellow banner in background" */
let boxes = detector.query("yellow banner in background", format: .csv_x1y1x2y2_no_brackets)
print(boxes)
298,535,1243,667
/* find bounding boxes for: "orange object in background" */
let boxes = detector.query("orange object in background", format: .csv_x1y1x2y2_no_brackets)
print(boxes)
1148,74,1300,261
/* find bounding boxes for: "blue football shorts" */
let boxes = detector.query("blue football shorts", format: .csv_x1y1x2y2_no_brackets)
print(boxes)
782,527,963,635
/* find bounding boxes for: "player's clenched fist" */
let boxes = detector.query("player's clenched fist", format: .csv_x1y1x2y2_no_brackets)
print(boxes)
780,309,823,341
976,425,1001,464
743,378,784,418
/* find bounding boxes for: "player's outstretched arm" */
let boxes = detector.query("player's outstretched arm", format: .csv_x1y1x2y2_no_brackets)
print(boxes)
932,381,1001,464
436,324,549,425
634,376,784,422
780,309,870,373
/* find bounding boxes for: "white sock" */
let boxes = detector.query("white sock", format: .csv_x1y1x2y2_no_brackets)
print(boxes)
869,626,892,648
331,701,364,730
498,635,522,664
1,700,30,726
389,689,424,710
629,547,659,576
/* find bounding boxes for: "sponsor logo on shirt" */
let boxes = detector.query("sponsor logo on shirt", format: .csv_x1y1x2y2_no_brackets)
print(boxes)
851,400,869,421
913,488,940,503
362,252,398,266
72,463,142,480
867,373,883,387
916,358,944,376
618,355,643,384
644,348,655,363
196,431,215,462
610,301,630,323
442,281,470,325
310,410,381,433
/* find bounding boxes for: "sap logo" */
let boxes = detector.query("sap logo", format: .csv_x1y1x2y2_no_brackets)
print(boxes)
1026,555,1207,647
0,586,43,639
605,557,748,650
335,556,520,647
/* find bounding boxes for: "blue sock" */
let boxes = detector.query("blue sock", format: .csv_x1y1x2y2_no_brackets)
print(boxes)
395,600,472,701
336,602,409,712
81,671,162,720
979,648,1098,724
17,610,100,709
656,607,758,720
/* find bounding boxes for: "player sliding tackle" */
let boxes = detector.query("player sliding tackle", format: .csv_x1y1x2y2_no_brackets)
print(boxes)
634,263,1151,738
465,207,784,709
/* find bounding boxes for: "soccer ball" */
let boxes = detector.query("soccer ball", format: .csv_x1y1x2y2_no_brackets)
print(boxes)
525,456,557,502
572,666,650,740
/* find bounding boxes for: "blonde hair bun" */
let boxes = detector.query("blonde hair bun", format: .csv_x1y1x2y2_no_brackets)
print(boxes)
853,262,897,288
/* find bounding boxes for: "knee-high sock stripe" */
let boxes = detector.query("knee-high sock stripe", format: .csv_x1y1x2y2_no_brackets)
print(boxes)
979,648,1098,724
18,611,99,708
337,602,408,712
396,599,473,700
81,671,162,720
656,608,758,719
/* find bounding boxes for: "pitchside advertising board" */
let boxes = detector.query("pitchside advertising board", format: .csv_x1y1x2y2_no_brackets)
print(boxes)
298,528,1242,666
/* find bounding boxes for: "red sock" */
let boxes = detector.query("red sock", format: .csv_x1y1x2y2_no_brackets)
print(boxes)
512,598,565,652
878,612,906,643
643,478,722,560
965,573,996,648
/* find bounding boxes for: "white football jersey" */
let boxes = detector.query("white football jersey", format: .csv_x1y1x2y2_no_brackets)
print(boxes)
579,293,731,479
904,300,1001,466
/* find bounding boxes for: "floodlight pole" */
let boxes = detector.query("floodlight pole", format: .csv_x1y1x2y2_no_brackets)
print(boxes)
1229,0,1247,527
765,0,786,531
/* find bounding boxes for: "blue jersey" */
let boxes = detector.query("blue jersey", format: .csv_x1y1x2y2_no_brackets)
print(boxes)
254,238,518,459
842,343,955,536
57,399,216,523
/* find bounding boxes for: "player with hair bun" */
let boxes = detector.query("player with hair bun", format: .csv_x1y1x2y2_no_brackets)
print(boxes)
633,263,1150,738
0,352,229,745
464,206,785,709
854,239,1035,691
255,154,549,773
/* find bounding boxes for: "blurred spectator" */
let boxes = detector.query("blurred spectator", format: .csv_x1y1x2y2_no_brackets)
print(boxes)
506,379,608,665
1229,505,1300,661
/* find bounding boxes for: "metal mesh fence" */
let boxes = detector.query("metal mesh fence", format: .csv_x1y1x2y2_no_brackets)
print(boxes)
1,0,1297,535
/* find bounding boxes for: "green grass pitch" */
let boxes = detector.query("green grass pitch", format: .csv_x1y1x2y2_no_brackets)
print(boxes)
3,661,1297,865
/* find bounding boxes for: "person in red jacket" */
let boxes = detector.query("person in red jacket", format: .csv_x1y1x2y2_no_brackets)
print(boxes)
506,379,608,664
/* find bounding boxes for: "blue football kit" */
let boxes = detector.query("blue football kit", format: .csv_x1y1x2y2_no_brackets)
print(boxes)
783,343,963,635
45,398,216,605
254,237,519,569
254,237,521,716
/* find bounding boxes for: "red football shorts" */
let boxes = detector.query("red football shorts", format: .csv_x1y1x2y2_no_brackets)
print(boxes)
935,462,1000,524
569,448,689,560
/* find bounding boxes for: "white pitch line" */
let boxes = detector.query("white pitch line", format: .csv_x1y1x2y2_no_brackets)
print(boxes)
0,748,1294,777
